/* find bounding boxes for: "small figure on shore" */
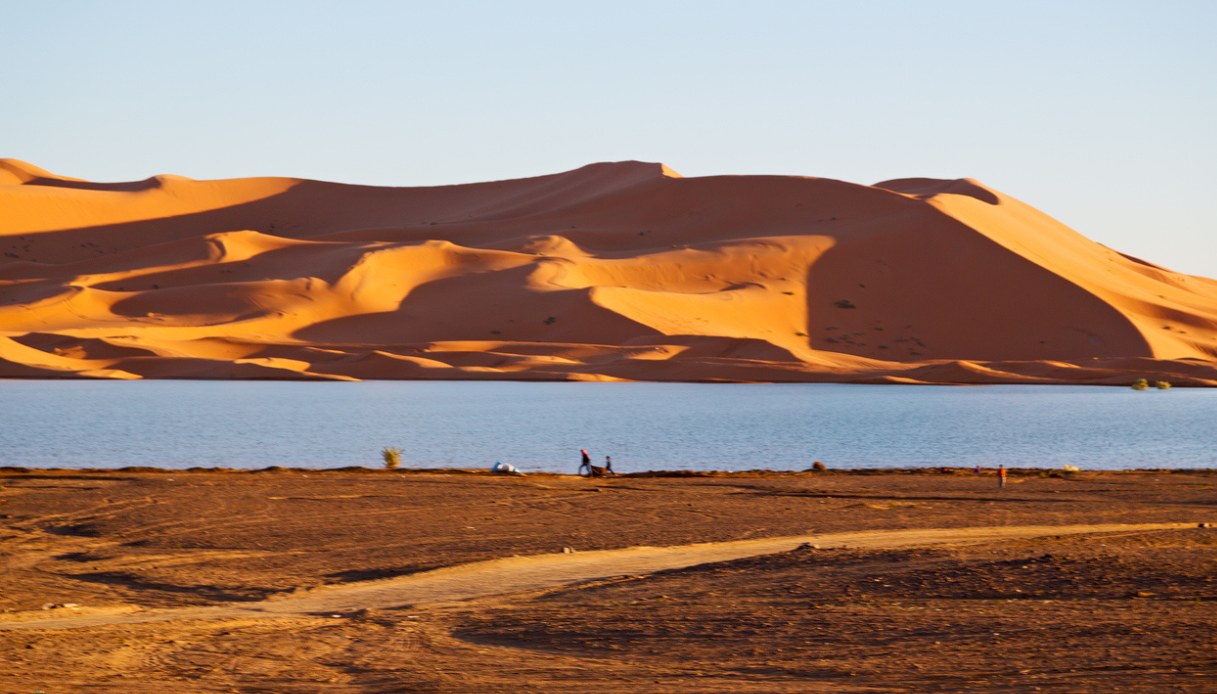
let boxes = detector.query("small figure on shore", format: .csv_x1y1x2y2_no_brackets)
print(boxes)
579,449,591,476
588,456,614,478
998,464,1007,489
974,465,981,475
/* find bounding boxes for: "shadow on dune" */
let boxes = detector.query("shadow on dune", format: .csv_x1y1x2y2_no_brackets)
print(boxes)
293,262,663,346
803,197,1153,362
24,176,166,193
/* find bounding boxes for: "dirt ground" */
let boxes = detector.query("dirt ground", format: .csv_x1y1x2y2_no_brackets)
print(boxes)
1,468,1215,691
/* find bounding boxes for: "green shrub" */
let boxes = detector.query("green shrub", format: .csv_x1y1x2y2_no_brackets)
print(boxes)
382,447,403,470
1131,378,1149,391
1155,380,1172,390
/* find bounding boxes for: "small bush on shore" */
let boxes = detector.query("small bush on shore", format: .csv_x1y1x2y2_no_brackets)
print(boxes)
1155,380,1172,390
1131,378,1149,391
382,447,402,470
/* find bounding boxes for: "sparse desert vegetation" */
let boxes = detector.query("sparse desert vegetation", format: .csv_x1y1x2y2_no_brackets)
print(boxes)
382,447,402,469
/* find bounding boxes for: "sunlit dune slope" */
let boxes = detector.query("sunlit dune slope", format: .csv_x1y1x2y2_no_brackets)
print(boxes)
2,158,1215,384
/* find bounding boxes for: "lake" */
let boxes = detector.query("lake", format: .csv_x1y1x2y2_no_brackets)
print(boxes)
0,381,1212,472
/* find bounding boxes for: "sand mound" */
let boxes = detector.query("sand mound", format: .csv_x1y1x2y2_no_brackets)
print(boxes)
2,160,1215,384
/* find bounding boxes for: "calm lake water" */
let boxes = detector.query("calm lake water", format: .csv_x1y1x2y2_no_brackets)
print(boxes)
0,381,1213,472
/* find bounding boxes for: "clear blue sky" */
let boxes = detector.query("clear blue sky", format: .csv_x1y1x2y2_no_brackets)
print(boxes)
7,1,1215,276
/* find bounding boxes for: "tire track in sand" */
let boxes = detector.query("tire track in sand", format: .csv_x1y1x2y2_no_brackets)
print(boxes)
0,523,1195,631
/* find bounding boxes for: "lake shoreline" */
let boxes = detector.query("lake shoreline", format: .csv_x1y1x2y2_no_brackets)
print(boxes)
5,465,1217,476
6,381,1215,470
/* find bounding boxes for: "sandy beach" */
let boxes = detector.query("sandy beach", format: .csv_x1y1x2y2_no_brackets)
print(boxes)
2,468,1214,691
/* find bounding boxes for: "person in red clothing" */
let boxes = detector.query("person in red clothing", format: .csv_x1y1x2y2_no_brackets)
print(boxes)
579,449,591,476
998,464,1007,489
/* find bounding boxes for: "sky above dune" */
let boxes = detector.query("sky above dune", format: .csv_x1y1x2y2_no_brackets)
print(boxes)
7,1,1215,277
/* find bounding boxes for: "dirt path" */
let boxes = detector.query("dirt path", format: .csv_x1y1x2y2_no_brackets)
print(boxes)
1,523,1191,631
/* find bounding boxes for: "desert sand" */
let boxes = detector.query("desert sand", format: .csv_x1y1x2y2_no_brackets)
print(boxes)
3,159,1216,384
1,468,1214,691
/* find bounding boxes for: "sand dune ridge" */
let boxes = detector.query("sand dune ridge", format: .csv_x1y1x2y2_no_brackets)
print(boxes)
2,160,1215,384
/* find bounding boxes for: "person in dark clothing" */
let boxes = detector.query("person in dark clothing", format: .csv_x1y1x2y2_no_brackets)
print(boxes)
579,449,591,476
604,455,614,474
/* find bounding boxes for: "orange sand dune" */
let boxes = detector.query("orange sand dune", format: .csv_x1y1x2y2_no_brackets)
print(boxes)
2,158,1215,384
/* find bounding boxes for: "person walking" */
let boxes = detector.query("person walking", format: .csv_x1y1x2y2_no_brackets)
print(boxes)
579,449,591,476
604,455,614,475
998,464,1007,489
